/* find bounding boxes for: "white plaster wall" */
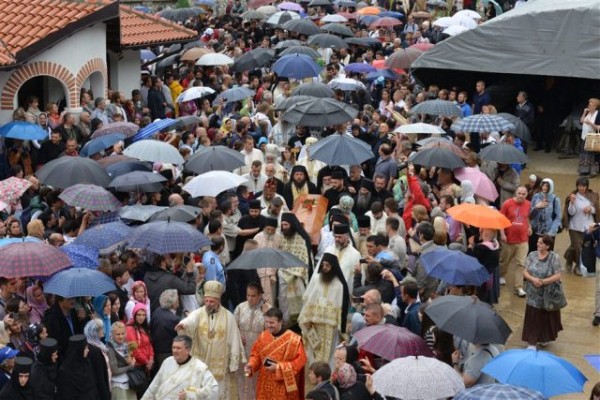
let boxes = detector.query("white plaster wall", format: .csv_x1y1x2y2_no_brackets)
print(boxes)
108,49,141,99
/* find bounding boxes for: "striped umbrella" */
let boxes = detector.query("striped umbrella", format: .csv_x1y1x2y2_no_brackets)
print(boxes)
59,184,121,211
454,384,545,400
452,114,516,133
128,220,211,254
44,268,116,297
0,242,71,278
411,99,463,117
132,118,177,142
352,325,434,360
60,244,100,269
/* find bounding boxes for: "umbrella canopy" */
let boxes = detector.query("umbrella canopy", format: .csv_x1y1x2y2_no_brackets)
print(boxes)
308,0,331,6
356,6,383,14
241,9,268,20
385,47,423,69
321,14,348,23
96,155,136,168
196,53,234,66
156,53,181,69
454,383,545,400
320,23,354,37
496,113,531,142
410,42,435,51
183,171,248,197
213,87,256,105
174,115,202,130
308,33,348,49
0,237,41,247
118,205,166,222
256,5,278,14
370,16,402,28
327,77,366,91
227,248,307,270
279,46,321,59
60,244,99,269
345,36,380,47
59,184,121,211
0,242,71,278
395,122,445,134
453,9,482,19
278,1,304,11
283,19,320,35
454,167,499,202
451,14,478,28
453,114,516,133
432,16,454,27
44,268,116,297
411,11,432,18
273,39,302,49
176,86,215,103
419,140,465,159
421,249,490,285
128,220,211,254
184,146,246,174
180,47,214,62
424,295,512,344
373,356,465,399
132,118,178,141
90,122,140,139
344,63,377,74
80,133,125,157
482,350,588,398
148,205,202,223
0,121,48,140
0,177,31,203
266,10,301,26
291,82,334,98
308,133,372,165
409,146,465,169
274,95,317,111
272,53,322,79
281,98,358,127
123,140,185,164
108,171,167,192
352,324,434,360
105,160,153,178
231,48,275,72
73,222,134,254
157,7,205,22
36,157,111,188
444,24,470,36
479,143,527,164
366,69,400,81
447,203,512,229
140,49,156,60
411,99,462,117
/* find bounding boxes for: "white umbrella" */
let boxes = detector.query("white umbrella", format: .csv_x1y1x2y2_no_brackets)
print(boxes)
451,14,478,29
321,14,348,23
266,10,301,26
327,77,366,91
444,24,471,36
123,140,185,164
256,5,278,14
453,9,482,20
196,53,235,66
373,356,465,400
0,201,7,212
182,171,248,197
395,122,446,134
176,86,216,103
432,16,454,27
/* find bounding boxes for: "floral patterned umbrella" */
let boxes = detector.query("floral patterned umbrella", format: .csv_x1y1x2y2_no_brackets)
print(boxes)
0,177,31,204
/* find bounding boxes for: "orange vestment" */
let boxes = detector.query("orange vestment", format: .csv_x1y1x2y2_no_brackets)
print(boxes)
248,329,307,400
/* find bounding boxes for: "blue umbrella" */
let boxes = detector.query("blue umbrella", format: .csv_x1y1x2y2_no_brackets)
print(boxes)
128,220,211,254
359,15,380,26
379,11,404,18
140,49,157,60
195,0,215,4
272,53,322,79
80,133,125,157
106,160,153,178
118,205,166,222
45,268,116,297
366,69,399,81
133,5,151,12
0,237,42,247
60,244,99,269
482,350,587,398
212,87,256,106
420,249,490,285
0,121,48,140
132,118,177,142
344,63,377,73
73,222,134,255
454,383,545,400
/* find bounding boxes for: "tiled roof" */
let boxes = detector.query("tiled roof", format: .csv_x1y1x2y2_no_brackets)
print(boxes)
0,0,111,66
120,6,198,48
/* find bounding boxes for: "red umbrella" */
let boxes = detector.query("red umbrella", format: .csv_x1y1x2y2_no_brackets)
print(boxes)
90,122,140,140
385,47,424,69
410,42,435,51
0,242,72,278
353,324,434,360
248,0,273,9
95,155,137,168
338,12,356,20
370,17,402,28
372,59,406,75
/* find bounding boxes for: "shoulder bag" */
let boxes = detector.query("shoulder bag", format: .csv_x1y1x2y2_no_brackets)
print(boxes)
108,342,149,392
541,281,567,311
584,130,600,152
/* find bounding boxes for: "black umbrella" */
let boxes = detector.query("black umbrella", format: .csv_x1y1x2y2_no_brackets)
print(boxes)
497,113,532,143
174,115,202,130
156,54,181,69
279,45,321,59
184,146,246,174
409,146,466,169
231,48,275,72
308,33,348,49
424,295,512,344
183,40,207,50
308,0,332,6
105,160,153,178
345,37,381,47
291,82,334,98
157,7,205,22
273,39,302,49
274,95,316,111
281,98,358,126
308,133,373,165
108,171,167,192
479,143,528,164
36,157,111,188
321,23,354,37
282,19,321,35
227,248,307,270
213,87,256,106
410,99,463,118
148,205,202,222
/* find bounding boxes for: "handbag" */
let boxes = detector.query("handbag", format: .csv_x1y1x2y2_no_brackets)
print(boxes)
541,281,567,311
127,367,149,392
584,132,600,152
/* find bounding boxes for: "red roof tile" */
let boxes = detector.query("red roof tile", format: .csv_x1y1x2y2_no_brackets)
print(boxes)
119,6,198,48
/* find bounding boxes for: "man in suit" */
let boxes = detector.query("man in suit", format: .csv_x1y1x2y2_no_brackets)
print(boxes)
398,281,421,336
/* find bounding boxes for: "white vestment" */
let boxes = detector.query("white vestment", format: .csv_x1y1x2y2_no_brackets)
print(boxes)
321,244,361,290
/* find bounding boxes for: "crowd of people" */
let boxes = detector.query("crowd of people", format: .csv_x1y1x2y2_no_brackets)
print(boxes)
0,0,598,399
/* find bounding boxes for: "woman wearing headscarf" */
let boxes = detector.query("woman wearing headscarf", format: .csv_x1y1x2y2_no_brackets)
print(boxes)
335,363,371,400
30,338,58,400
0,357,34,400
83,319,111,400
124,281,151,324
57,335,97,400
92,295,112,344
467,228,501,305
125,304,154,383
529,178,562,253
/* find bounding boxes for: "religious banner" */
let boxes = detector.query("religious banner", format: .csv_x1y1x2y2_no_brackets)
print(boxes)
292,194,328,245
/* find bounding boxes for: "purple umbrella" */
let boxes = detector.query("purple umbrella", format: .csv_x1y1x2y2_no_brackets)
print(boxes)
278,1,303,11
344,62,377,74
353,324,434,360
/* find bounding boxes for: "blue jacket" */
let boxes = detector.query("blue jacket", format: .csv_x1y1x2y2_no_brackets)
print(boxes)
529,179,562,236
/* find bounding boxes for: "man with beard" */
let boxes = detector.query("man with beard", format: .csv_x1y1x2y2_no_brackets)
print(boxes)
317,166,347,195
282,165,318,210
254,218,281,304
346,164,364,196
278,213,313,327
321,224,361,289
257,178,287,210
372,174,394,204
323,171,348,212
176,281,245,400
297,137,326,185
261,197,285,228
299,252,349,366
354,179,375,216
354,216,372,259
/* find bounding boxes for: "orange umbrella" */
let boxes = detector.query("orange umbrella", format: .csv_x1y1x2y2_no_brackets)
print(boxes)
356,6,383,15
180,47,214,61
446,203,511,230
372,59,406,74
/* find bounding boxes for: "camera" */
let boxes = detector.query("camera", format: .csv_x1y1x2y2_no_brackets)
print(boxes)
353,296,364,303
359,258,368,264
